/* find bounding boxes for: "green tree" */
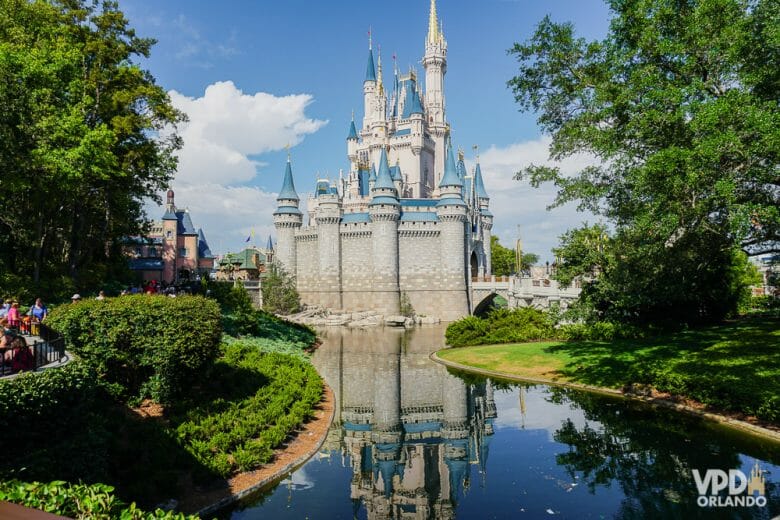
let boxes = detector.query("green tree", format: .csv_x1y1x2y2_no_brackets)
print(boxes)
509,0,779,324
490,235,538,276
262,264,301,315
0,0,183,299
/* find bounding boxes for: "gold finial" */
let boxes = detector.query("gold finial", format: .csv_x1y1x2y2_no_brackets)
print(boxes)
473,144,480,161
427,0,439,44
457,147,464,162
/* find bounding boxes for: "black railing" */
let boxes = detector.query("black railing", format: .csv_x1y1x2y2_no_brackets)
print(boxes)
1,323,66,377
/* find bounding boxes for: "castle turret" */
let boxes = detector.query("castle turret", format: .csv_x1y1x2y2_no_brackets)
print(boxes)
273,157,303,276
436,140,469,319
161,189,179,283
369,147,401,314
474,159,493,275
423,0,448,186
315,181,343,309
363,40,377,129
347,112,359,164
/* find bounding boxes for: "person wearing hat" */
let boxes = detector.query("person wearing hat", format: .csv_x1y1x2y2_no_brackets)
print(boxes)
71,294,82,303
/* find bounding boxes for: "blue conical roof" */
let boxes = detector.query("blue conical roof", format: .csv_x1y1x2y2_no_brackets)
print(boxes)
374,148,396,191
365,48,376,82
266,235,274,251
439,141,463,188
401,81,424,119
347,118,358,140
278,160,299,201
369,163,377,182
475,162,489,199
456,157,466,184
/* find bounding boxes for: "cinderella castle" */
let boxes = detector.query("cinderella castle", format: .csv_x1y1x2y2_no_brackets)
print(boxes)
273,0,493,321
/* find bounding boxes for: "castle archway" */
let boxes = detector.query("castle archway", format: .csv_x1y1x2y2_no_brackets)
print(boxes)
473,293,498,317
470,251,478,279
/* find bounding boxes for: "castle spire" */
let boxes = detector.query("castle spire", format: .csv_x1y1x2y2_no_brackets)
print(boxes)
277,154,299,201
377,45,384,95
374,147,395,190
439,138,463,188
427,0,440,45
365,29,376,82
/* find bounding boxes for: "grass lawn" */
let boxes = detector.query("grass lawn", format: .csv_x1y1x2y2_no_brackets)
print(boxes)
438,315,780,423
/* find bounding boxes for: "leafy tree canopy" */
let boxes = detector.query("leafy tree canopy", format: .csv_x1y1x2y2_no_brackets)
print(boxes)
0,0,184,300
490,235,538,276
509,0,779,324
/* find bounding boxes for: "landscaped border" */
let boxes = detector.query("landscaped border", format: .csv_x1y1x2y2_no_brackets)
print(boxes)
185,382,335,517
430,351,780,444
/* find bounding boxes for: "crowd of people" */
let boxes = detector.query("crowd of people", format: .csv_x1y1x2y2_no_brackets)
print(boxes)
0,280,202,376
0,298,46,375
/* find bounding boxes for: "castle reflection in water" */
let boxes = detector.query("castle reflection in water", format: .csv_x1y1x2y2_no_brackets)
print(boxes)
311,325,496,520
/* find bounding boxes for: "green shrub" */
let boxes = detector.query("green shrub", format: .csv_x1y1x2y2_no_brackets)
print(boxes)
0,362,111,483
173,341,323,477
446,308,556,347
46,295,221,403
0,480,200,519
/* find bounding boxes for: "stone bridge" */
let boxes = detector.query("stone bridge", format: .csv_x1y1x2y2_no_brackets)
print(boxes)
470,275,581,316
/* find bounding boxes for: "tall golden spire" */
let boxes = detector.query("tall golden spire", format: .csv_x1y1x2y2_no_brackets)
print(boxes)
377,44,384,95
427,0,440,44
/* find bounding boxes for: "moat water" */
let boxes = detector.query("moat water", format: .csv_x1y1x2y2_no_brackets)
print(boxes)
222,325,780,519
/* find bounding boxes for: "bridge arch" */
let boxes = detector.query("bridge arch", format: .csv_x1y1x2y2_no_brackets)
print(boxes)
473,292,507,317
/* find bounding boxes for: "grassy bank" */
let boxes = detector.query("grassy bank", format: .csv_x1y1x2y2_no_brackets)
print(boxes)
438,315,780,423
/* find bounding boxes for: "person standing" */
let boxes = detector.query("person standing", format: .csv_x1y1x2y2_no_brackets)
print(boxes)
6,302,20,329
30,298,47,322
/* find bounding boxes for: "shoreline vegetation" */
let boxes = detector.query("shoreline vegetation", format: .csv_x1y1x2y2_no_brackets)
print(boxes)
0,285,327,519
438,311,780,438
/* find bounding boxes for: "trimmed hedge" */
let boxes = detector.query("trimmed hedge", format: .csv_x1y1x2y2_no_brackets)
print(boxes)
173,340,323,477
0,480,200,519
46,295,222,403
446,308,557,347
0,362,110,483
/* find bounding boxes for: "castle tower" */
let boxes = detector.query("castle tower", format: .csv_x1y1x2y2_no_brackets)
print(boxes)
423,0,448,187
369,147,401,314
315,185,343,309
272,157,303,276
474,159,493,276
161,189,179,283
436,140,469,319
363,38,377,129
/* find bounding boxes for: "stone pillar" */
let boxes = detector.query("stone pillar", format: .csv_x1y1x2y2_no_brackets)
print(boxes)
437,206,469,321
315,193,343,309
273,213,301,277
369,205,401,315
482,214,493,276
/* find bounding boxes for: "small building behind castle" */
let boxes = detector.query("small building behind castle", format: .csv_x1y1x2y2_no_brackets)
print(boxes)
124,190,215,283
216,238,274,281
274,0,492,321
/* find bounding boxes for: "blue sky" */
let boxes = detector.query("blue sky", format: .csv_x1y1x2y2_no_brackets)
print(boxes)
123,0,611,259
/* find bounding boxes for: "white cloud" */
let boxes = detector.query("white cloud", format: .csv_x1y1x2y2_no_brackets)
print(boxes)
169,81,327,186
474,136,601,261
146,81,327,254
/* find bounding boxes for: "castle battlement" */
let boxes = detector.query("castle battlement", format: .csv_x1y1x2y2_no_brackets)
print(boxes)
274,0,492,321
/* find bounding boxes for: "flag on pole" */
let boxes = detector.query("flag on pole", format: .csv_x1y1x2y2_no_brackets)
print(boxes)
245,228,254,243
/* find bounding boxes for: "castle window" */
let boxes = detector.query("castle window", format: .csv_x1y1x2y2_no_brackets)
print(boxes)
166,230,172,239
149,247,158,257
179,247,188,258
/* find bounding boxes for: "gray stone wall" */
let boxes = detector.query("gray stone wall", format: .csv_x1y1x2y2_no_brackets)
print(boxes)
295,232,320,306
341,227,375,310
288,212,485,321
